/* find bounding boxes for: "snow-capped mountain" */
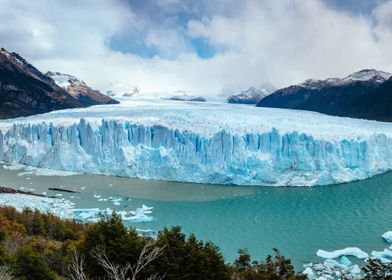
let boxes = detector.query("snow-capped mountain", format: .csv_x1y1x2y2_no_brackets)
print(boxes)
257,69,392,121
222,84,276,104
103,82,137,97
123,87,140,97
339,69,391,84
227,87,271,104
297,69,391,90
164,90,206,102
0,47,84,119
46,72,118,105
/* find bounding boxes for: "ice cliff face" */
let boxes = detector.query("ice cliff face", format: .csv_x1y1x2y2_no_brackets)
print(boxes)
1,100,392,186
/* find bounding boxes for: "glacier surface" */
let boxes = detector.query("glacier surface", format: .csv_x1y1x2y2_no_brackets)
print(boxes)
1,100,392,186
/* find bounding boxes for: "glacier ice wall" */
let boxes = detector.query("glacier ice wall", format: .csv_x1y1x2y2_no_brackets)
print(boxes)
1,117,392,186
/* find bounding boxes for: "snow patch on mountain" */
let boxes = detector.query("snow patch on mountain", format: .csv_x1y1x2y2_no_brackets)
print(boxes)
298,69,392,90
227,87,271,104
46,72,118,105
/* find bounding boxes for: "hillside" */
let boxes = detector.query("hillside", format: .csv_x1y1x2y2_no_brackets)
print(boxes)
0,47,84,119
257,69,392,121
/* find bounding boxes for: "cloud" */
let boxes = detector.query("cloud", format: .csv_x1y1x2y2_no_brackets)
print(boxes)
1,0,392,95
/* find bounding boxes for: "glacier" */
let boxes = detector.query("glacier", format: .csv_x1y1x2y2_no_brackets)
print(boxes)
2,99,392,186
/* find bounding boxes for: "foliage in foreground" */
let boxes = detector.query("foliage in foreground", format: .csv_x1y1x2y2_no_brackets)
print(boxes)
0,206,390,279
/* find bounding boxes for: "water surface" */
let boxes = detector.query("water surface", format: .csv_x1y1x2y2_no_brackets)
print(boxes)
0,165,391,268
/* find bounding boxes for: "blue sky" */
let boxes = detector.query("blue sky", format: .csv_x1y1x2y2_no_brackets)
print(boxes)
1,0,392,94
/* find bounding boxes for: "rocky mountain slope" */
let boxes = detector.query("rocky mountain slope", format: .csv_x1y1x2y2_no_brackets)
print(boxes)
257,69,392,121
227,87,271,104
46,72,118,106
0,47,84,119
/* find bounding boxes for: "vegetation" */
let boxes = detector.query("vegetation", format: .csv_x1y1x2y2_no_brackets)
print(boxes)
0,206,390,279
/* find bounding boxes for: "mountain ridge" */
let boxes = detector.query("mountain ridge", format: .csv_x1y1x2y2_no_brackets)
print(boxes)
46,71,118,106
0,47,84,119
257,69,392,121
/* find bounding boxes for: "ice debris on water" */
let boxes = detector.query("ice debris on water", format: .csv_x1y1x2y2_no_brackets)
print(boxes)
136,229,158,239
0,194,153,223
72,204,154,223
305,231,392,279
316,247,369,259
382,231,392,244
3,163,79,176
371,248,392,263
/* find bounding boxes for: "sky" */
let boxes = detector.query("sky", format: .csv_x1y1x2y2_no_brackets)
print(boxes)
1,0,392,95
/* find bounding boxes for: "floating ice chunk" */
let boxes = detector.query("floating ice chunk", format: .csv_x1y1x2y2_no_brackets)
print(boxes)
350,264,361,275
316,247,369,259
56,193,63,197
126,205,154,222
303,262,313,268
93,194,102,198
113,202,121,206
71,205,154,223
382,231,392,243
136,229,158,239
302,267,314,277
6,163,80,177
371,248,392,262
323,259,348,269
3,163,25,171
339,256,352,266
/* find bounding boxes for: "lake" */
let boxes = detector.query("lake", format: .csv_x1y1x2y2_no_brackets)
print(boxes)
0,164,391,269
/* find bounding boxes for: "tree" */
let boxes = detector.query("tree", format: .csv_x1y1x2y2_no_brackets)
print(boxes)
231,248,307,280
12,245,55,280
67,252,88,280
153,227,230,280
92,239,165,280
79,214,143,278
0,265,13,280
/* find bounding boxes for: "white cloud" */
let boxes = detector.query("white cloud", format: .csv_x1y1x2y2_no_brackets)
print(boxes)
1,0,392,95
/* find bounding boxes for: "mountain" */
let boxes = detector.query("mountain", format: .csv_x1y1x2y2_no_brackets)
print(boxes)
345,77,392,121
0,47,84,119
257,69,392,121
46,72,118,106
165,90,206,102
227,87,270,104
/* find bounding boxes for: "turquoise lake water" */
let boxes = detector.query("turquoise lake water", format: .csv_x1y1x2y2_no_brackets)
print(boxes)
0,164,391,269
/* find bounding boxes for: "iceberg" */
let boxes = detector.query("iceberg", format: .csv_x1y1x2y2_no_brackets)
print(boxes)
302,267,314,277
371,249,392,262
316,247,369,259
382,231,392,243
2,100,392,186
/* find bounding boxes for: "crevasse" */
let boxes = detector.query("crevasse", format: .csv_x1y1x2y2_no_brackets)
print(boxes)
1,118,392,186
